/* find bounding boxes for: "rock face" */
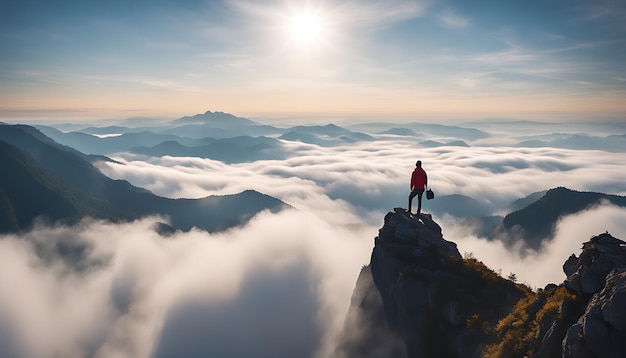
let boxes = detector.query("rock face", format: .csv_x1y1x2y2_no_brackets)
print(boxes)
336,209,527,358
337,212,626,358
564,233,626,294
560,234,626,358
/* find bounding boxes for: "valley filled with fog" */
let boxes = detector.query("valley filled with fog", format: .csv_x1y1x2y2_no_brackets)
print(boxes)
1,115,625,358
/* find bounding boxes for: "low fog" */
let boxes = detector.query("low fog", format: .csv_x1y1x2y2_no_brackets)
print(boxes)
0,210,374,358
4,131,626,357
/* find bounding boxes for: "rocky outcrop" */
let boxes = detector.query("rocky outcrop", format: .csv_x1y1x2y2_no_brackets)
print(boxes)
337,209,527,358
563,233,626,295
560,234,626,358
337,212,626,358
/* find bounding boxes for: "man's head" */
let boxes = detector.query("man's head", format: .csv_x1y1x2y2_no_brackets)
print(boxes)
416,160,422,167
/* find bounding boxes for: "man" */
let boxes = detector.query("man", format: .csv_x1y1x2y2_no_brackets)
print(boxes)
409,160,428,215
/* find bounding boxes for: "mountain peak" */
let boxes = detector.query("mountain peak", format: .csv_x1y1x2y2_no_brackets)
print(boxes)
172,110,257,127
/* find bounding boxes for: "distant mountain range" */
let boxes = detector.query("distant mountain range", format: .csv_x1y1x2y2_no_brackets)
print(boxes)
279,124,374,146
0,124,289,233
347,122,491,141
515,133,626,152
131,136,289,163
34,114,378,157
27,111,626,156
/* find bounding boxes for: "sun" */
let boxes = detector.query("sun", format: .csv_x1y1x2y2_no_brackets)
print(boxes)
284,8,330,50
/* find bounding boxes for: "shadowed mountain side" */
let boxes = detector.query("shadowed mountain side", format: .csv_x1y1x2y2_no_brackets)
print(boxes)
0,140,84,231
131,136,289,163
516,134,626,152
279,124,374,146
493,187,626,250
0,124,289,233
163,190,288,232
508,190,547,212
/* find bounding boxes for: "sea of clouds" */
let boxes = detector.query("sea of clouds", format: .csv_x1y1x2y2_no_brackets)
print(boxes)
2,133,626,358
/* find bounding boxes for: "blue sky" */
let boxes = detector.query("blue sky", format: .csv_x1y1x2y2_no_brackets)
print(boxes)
1,0,625,121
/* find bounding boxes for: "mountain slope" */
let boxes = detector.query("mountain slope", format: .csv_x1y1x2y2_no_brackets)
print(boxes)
495,187,626,249
0,140,83,230
0,124,289,233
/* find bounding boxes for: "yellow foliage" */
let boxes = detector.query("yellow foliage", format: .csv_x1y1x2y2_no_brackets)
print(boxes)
482,286,578,358
482,291,538,358
534,286,576,324
461,258,502,283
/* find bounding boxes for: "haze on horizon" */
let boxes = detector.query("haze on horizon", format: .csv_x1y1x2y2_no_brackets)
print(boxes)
1,0,625,122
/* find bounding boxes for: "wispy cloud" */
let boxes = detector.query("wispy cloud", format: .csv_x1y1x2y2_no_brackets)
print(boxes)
437,8,470,29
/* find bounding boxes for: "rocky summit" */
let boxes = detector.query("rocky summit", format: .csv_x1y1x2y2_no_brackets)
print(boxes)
335,210,626,358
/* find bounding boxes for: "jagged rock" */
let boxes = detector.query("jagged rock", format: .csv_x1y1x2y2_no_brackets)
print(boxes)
563,254,578,277
562,323,593,358
564,233,626,295
337,213,626,358
602,273,626,332
563,269,626,358
366,210,525,357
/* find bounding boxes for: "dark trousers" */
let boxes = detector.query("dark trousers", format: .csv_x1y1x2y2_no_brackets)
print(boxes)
408,189,424,215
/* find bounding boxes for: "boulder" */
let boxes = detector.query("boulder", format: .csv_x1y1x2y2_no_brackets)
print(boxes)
563,268,626,358
564,233,626,296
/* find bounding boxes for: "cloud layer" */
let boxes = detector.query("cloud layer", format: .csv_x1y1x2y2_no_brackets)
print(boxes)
95,140,626,286
4,132,626,357
0,210,375,358
98,140,626,218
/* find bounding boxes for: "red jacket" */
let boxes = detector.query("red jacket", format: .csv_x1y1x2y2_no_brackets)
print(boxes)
411,167,427,190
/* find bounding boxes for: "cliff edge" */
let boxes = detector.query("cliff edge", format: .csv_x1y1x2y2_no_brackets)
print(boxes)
336,209,626,358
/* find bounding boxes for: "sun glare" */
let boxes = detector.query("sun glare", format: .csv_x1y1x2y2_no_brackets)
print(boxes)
285,8,329,49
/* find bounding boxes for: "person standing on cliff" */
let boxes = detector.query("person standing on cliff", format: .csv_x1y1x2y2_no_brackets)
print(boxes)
409,160,428,215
